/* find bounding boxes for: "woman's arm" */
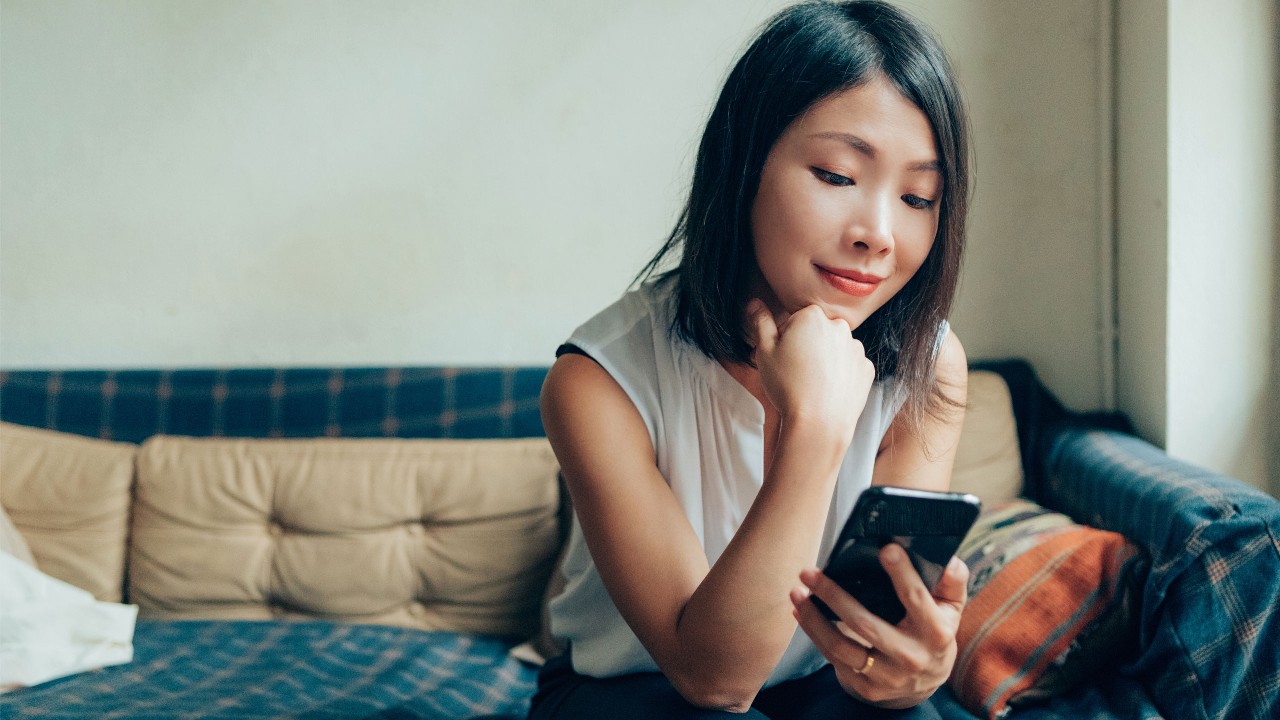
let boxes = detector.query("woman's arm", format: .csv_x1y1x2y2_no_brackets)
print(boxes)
540,303,873,711
791,328,971,708
871,327,968,493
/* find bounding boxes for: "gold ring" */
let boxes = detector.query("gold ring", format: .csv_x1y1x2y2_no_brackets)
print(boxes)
854,651,875,675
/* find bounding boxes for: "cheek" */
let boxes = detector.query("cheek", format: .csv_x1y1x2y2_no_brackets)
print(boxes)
899,216,939,271
754,179,831,256
751,177,803,261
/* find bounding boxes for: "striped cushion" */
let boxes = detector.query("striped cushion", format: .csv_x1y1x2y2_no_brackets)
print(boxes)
949,500,1145,719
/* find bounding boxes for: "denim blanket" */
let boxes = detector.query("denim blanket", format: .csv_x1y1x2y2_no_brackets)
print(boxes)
1039,428,1280,720
0,620,538,720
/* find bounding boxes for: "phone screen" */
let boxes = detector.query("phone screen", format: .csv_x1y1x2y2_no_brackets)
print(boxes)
815,487,979,625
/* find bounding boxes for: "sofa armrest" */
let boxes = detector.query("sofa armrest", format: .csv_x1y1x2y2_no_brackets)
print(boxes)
1038,426,1280,720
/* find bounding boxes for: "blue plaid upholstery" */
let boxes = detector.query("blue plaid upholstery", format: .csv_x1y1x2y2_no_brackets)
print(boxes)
1038,428,1280,720
0,367,547,442
0,620,538,719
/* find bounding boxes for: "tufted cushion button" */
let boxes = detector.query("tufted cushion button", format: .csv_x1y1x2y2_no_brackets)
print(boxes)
267,522,282,537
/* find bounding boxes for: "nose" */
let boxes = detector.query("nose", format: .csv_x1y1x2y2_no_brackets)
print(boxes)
847,193,894,255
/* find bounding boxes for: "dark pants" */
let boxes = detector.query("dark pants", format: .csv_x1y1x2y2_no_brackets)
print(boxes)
528,653,942,720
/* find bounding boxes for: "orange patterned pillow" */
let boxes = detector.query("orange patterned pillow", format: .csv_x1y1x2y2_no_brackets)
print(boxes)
948,500,1145,718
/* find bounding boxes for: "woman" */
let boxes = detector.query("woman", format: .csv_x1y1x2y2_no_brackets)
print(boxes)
533,1,971,717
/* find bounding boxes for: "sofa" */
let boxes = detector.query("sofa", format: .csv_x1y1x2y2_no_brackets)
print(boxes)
0,360,1276,720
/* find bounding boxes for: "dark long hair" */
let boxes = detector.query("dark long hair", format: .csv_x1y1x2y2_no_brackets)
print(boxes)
636,0,970,430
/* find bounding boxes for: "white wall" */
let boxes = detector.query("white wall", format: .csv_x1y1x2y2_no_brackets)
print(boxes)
1116,0,1278,495
1,0,782,367
907,0,1111,413
1115,0,1169,447
3,1,1110,412
1167,0,1276,488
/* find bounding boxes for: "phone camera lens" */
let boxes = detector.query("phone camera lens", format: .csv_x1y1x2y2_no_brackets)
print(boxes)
868,501,885,525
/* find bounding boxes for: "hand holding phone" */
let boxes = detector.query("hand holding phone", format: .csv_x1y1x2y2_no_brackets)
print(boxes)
813,486,980,625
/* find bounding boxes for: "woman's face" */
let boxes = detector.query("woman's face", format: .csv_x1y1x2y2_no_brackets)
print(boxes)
750,74,942,330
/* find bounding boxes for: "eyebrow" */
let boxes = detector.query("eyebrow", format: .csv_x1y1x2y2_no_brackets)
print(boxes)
810,131,941,173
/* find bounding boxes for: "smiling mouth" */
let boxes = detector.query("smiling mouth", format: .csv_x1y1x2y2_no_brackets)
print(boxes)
817,265,883,298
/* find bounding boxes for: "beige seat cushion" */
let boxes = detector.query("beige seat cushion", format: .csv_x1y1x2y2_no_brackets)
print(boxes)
951,371,1024,507
131,436,562,639
0,422,136,601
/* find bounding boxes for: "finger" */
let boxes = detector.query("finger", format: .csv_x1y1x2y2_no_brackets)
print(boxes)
881,544,936,612
790,586,875,673
879,545,953,647
798,567,902,652
793,568,936,686
849,337,867,359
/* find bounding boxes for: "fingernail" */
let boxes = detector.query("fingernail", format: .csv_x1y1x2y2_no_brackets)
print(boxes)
885,545,905,563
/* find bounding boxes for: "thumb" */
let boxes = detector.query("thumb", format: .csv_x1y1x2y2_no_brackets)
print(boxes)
933,556,970,611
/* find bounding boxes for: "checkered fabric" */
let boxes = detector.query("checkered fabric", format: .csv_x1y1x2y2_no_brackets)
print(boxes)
1039,428,1280,720
2,361,1273,719
0,367,547,442
0,620,538,720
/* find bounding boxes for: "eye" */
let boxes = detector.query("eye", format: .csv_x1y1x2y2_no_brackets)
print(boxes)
902,194,935,210
812,168,854,187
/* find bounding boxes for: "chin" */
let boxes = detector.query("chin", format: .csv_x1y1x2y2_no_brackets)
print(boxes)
809,300,873,331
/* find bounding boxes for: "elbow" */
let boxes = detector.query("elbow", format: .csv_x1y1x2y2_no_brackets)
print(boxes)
668,673,759,713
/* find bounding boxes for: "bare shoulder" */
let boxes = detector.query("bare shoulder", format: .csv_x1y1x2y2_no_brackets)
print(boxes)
540,352,656,475
933,327,968,406
541,352,621,417
873,328,967,491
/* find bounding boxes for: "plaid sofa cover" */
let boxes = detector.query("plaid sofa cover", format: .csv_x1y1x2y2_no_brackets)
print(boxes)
1,620,536,720
1037,429,1280,720
2,362,1276,719
0,367,548,443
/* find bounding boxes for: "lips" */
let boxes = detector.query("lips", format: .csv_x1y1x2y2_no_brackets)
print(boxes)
817,265,883,298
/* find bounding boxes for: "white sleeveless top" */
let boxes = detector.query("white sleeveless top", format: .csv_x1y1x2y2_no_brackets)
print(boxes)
548,280,935,686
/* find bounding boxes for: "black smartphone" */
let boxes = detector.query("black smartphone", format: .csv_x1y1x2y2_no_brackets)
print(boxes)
813,486,981,625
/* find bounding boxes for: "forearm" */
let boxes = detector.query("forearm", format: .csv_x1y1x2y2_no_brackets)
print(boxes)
666,416,848,706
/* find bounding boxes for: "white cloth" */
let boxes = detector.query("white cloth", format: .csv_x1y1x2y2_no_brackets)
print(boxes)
0,506,35,568
0,552,138,692
548,281,935,685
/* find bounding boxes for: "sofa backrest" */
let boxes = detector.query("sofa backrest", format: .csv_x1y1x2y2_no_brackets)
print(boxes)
0,366,562,639
0,364,1026,639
